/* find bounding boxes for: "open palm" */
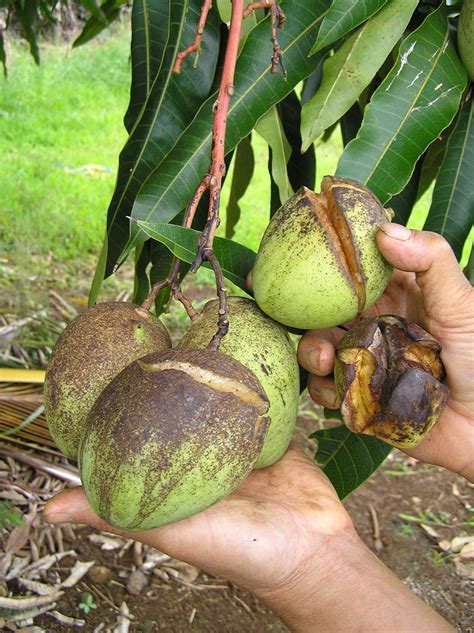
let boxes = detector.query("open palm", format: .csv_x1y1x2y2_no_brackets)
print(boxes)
45,445,353,595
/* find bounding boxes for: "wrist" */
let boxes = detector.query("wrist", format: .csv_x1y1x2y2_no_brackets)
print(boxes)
255,532,453,633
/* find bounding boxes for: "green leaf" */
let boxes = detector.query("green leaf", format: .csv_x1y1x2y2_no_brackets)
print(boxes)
301,0,418,150
124,0,171,133
80,0,108,24
133,242,151,305
16,0,40,65
0,30,6,77
123,0,332,262
310,0,388,55
313,424,392,499
225,135,255,239
424,97,474,260
89,0,221,304
336,6,468,204
0,501,23,529
417,127,451,200
278,90,316,194
340,101,363,146
255,106,293,204
136,221,256,291
388,160,422,225
73,0,127,48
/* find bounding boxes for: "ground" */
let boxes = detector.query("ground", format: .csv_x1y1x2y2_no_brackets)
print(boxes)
1,407,473,631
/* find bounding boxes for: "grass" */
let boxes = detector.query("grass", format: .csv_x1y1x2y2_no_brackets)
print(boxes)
0,28,131,265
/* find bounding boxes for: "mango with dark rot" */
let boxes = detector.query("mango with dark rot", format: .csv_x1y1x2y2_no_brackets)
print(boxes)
79,348,270,530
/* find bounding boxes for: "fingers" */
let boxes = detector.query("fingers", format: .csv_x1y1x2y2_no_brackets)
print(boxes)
308,374,340,409
377,225,473,320
297,328,344,376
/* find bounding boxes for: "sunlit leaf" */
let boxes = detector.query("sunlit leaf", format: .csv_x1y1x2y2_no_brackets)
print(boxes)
122,0,331,262
310,0,388,55
424,96,474,259
225,136,255,239
301,0,417,150
336,6,467,204
255,106,293,204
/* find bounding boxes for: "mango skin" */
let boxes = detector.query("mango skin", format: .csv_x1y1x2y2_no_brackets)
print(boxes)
44,302,171,459
252,183,393,330
178,297,300,468
79,349,269,531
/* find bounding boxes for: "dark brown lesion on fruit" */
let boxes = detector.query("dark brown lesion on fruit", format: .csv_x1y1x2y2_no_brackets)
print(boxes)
335,315,449,449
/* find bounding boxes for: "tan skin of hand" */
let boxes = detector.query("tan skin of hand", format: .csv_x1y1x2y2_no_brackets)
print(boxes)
299,224,474,482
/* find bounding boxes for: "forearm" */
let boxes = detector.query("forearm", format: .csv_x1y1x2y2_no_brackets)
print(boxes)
255,535,454,633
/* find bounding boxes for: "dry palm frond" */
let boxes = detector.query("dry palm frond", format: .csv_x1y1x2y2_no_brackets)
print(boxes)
0,368,55,448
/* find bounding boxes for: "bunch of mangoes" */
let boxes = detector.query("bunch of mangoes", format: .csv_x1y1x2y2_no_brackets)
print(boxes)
44,177,447,531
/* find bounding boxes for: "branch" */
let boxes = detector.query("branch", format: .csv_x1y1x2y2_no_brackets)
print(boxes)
173,0,213,74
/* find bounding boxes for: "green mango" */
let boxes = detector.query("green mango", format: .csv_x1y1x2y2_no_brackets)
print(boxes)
79,348,269,530
44,302,171,459
252,178,393,330
178,297,300,468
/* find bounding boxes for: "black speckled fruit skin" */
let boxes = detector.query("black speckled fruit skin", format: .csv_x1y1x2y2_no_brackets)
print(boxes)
79,348,269,531
178,297,300,468
44,302,171,459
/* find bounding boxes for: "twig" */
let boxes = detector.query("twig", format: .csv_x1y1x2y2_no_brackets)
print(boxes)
242,0,286,76
173,0,213,74
205,250,229,350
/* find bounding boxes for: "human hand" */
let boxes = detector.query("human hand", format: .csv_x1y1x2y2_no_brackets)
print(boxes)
45,442,453,631
45,444,353,597
298,225,474,481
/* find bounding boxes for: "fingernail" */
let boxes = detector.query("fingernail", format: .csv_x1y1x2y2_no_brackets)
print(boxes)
320,387,339,408
44,511,73,525
380,223,412,241
307,348,321,371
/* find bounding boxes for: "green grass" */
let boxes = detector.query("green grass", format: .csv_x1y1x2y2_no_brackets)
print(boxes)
0,29,131,264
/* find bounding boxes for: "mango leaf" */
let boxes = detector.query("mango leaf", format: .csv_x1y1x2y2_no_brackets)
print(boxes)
16,0,39,65
225,136,255,239
336,6,468,205
278,90,316,194
133,242,151,305
89,0,221,304
424,97,474,260
301,0,418,150
124,0,171,133
80,0,108,24
136,221,256,291
340,102,363,146
73,0,127,48
313,424,392,499
0,31,6,77
417,128,450,200
123,0,332,262
269,90,316,214
255,106,293,204
310,0,388,55
388,160,423,225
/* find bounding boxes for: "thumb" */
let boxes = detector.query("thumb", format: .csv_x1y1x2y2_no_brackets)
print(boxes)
376,224,472,320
